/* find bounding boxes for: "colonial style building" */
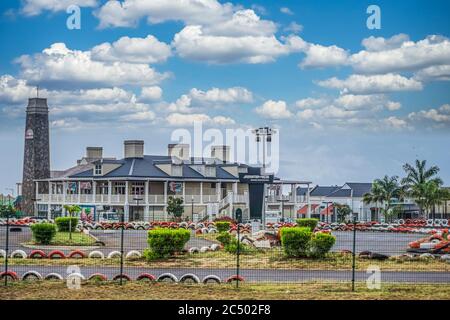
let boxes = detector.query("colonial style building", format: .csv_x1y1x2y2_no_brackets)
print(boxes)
34,140,311,222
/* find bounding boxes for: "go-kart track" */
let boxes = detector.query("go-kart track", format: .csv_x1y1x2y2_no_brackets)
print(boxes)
0,225,426,255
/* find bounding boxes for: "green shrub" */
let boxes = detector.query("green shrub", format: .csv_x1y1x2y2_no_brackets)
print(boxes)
280,227,312,258
216,231,232,246
30,223,56,244
216,221,231,233
308,232,336,258
55,217,79,232
296,218,319,231
145,228,190,260
224,238,255,255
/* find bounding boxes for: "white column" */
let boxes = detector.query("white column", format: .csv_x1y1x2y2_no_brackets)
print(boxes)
306,183,311,219
182,181,186,200
62,181,66,206
108,180,112,203
144,205,149,221
216,182,221,202
47,181,51,219
92,180,96,203
233,182,238,200
200,182,203,204
124,181,129,222
77,181,81,203
144,180,149,205
164,181,168,221
35,181,39,200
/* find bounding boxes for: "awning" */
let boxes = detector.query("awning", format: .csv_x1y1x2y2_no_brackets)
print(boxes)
319,204,334,215
297,204,319,215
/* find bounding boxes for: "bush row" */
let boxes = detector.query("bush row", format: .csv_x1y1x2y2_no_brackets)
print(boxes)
280,227,335,258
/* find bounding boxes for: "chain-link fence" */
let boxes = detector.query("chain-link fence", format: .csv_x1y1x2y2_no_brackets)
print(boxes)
1,216,450,294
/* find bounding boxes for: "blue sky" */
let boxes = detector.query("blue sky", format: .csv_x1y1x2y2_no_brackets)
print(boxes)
0,0,449,194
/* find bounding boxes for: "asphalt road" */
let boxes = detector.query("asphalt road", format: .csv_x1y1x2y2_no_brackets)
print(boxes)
6,265,450,283
0,226,425,255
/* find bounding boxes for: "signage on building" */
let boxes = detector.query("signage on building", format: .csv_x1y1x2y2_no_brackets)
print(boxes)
80,182,92,190
239,173,274,184
168,181,182,193
25,129,34,140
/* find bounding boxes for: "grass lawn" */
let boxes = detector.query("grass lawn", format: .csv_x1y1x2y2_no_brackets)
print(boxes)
1,281,449,300
28,231,96,246
4,251,450,272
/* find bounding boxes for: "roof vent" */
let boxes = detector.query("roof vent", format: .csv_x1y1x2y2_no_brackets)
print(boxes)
124,140,144,158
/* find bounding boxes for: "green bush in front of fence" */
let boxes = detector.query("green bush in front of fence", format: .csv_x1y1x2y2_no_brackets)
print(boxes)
55,217,79,232
224,238,255,255
216,221,231,233
280,227,312,258
296,218,319,231
217,231,232,246
308,232,336,258
30,223,57,245
144,228,190,260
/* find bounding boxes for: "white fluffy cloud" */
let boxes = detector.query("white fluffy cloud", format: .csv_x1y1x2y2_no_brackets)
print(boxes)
139,86,163,101
91,35,171,64
255,100,292,119
317,74,423,94
21,0,97,16
295,97,328,109
414,65,450,81
350,35,450,74
172,26,301,64
299,43,350,68
408,104,450,123
280,7,294,15
168,87,252,113
166,113,235,126
284,22,303,34
16,43,169,89
335,94,401,111
361,34,410,52
0,75,36,103
95,0,235,28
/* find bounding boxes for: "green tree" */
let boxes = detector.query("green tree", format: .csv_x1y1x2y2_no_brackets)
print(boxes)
334,203,351,223
363,175,403,222
421,182,450,220
401,160,443,218
167,196,184,222
63,204,81,240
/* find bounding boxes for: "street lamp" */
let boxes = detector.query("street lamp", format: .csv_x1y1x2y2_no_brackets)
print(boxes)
278,196,289,223
323,201,333,224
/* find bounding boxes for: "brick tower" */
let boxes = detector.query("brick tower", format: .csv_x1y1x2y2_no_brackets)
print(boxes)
22,97,50,215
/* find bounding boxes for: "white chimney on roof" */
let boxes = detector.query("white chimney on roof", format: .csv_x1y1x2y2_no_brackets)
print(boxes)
168,143,190,161
124,140,144,158
211,145,230,163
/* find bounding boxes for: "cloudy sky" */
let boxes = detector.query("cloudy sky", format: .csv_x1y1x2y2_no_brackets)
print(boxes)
0,0,449,193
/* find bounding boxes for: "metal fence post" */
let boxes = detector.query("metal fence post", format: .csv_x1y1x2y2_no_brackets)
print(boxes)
351,215,357,292
4,212,10,286
119,214,125,285
236,222,240,289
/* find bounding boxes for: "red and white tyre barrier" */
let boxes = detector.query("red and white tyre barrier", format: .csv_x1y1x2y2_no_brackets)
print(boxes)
107,251,122,259
45,273,64,281
88,273,108,282
113,274,132,282
0,271,18,281
22,271,43,281
200,246,210,253
10,250,27,259
68,250,86,259
136,273,156,282
179,273,200,284
157,273,178,283
29,250,47,259
188,247,200,254
210,244,221,251
48,250,66,259
88,250,105,259
125,250,142,260
225,275,245,283
0,249,6,258
67,273,86,281
202,275,222,284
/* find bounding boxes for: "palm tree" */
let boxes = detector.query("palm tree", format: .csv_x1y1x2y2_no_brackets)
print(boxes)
363,175,402,222
63,204,81,240
401,160,443,218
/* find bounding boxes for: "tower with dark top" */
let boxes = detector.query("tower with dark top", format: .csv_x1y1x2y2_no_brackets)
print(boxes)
22,97,50,215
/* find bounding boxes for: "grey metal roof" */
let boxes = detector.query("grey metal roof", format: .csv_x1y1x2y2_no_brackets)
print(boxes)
309,185,341,197
70,155,241,180
344,182,373,197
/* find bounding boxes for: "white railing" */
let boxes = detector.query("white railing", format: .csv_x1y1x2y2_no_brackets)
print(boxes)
185,195,201,203
148,194,165,204
80,194,93,203
95,194,108,203
202,194,218,203
233,194,248,203
110,194,126,204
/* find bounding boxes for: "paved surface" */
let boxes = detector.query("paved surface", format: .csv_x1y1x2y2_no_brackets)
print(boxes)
6,265,450,283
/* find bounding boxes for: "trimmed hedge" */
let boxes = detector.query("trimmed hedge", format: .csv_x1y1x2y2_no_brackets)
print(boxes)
145,228,190,260
309,232,336,258
224,238,255,255
55,217,79,232
216,221,231,233
280,227,312,258
296,218,319,231
30,223,57,245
